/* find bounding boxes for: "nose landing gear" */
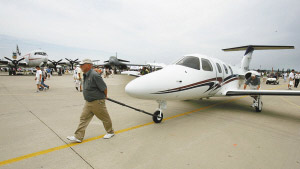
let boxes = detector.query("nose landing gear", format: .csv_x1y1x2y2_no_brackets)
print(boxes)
153,110,163,123
106,98,166,123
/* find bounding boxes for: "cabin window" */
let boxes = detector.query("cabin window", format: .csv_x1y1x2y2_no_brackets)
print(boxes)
201,58,213,71
223,64,228,74
176,56,200,70
216,63,222,73
228,66,233,75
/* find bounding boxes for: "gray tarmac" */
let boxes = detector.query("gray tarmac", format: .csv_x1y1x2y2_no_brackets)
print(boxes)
0,72,300,169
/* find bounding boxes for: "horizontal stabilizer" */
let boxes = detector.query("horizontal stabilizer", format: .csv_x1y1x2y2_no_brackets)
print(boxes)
222,45,294,52
226,90,300,96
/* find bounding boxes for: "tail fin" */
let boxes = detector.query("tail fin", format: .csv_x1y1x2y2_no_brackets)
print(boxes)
222,45,294,72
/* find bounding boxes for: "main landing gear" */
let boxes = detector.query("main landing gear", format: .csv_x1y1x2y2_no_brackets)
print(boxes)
252,95,263,112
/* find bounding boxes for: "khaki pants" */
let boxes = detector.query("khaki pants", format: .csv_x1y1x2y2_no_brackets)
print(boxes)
75,99,114,141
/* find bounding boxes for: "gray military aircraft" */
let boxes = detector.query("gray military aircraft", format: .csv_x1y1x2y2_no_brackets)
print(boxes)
101,56,146,70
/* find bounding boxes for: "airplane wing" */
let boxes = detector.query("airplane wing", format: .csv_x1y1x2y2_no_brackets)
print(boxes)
121,71,141,77
126,63,147,66
226,90,300,96
118,59,130,62
0,60,9,65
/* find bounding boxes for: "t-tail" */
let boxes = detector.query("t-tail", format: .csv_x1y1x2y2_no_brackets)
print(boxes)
222,45,294,73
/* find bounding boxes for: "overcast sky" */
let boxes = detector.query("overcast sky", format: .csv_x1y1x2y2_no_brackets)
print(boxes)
0,0,299,70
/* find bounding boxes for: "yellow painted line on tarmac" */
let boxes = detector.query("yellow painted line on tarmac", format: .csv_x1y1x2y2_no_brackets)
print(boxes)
0,96,247,166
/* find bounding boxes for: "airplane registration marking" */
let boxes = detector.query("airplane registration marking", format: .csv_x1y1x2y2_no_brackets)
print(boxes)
0,96,247,166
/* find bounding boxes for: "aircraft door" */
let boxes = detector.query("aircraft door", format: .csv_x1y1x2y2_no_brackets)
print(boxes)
200,58,219,96
215,62,224,85
209,60,223,96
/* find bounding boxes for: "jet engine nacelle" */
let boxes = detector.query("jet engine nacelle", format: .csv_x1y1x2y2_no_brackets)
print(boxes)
245,70,259,80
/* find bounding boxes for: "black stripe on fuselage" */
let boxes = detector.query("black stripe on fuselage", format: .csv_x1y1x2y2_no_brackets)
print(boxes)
151,75,239,95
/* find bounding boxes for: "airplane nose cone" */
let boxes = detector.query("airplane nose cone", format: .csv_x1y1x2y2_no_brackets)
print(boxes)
125,78,147,99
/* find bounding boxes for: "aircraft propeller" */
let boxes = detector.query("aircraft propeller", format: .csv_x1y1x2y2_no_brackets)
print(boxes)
65,58,79,70
48,59,63,71
4,57,25,70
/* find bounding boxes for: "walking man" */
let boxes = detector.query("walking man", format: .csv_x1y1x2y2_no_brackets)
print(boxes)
288,69,295,89
294,72,299,88
35,66,42,92
67,59,114,143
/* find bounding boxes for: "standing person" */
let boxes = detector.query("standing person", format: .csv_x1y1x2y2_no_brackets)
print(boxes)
67,59,114,143
73,67,78,82
284,72,288,82
41,67,49,91
288,69,295,90
46,67,51,79
35,66,42,92
74,65,79,91
294,72,300,88
76,65,83,92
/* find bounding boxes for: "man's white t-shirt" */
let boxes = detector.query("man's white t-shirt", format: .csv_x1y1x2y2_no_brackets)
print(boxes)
289,72,295,80
76,67,83,79
36,70,42,81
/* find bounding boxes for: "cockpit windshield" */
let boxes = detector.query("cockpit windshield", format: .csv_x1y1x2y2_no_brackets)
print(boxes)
34,52,47,56
176,56,200,70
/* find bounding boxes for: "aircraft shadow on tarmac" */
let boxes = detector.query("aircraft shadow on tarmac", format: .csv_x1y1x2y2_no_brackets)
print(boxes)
180,98,300,123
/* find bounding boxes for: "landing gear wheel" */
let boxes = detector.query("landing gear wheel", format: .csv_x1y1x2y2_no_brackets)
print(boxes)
153,110,163,123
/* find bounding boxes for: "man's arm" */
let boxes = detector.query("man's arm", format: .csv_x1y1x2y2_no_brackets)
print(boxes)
104,88,107,98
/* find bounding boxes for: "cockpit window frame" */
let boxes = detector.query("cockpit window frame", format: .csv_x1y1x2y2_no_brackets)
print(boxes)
201,58,213,72
216,63,222,73
228,66,233,75
34,52,47,56
176,56,200,70
223,64,228,74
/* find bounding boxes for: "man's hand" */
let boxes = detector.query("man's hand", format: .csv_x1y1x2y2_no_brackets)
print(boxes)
257,85,260,90
244,84,247,90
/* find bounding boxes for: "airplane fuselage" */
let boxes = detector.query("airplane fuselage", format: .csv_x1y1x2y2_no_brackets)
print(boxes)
125,54,241,100
22,50,48,67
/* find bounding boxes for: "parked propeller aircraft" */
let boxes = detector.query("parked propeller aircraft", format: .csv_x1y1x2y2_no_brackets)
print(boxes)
0,45,48,75
0,45,85,74
125,45,300,123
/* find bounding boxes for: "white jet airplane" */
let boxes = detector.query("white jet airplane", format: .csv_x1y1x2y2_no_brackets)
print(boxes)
0,45,48,75
125,45,300,123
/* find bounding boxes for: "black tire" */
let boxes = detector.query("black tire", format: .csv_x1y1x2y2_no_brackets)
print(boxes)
153,111,163,123
266,81,269,84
